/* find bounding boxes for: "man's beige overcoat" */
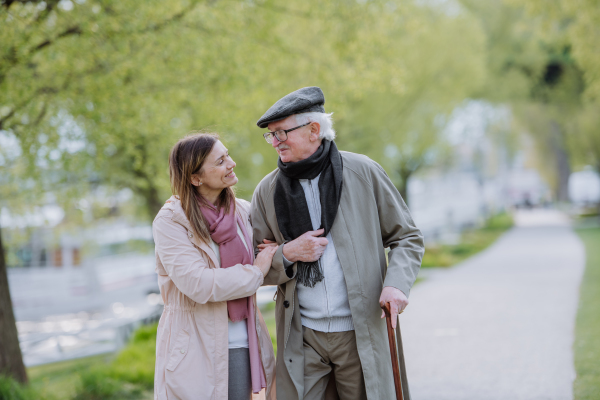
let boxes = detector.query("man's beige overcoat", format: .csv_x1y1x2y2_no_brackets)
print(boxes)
250,151,424,400
152,197,276,400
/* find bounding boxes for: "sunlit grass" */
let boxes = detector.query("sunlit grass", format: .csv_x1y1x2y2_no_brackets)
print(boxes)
0,374,52,400
574,227,600,400
421,212,513,268
27,355,113,400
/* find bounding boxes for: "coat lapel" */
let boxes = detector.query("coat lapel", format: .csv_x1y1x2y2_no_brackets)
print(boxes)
167,198,220,269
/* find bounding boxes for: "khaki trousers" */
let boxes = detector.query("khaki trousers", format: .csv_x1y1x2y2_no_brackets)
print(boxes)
302,327,367,400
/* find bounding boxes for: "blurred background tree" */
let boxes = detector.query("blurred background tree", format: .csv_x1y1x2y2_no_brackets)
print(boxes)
1,0,488,215
520,0,600,183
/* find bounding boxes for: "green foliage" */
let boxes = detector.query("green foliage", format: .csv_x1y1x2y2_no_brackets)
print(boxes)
73,367,144,400
484,212,514,231
27,355,112,400
26,324,158,400
519,0,600,103
0,374,49,400
106,324,157,388
459,0,599,198
129,323,158,344
0,0,488,220
260,301,278,354
421,212,513,268
72,323,157,397
510,0,600,188
574,227,600,400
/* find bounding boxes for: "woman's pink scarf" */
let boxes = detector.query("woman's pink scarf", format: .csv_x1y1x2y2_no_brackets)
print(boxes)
200,200,267,393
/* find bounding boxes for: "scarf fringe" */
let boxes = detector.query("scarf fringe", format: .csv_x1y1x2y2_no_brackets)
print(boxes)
297,261,324,288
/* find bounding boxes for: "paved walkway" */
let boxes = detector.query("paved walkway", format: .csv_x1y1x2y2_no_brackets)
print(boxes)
402,210,585,400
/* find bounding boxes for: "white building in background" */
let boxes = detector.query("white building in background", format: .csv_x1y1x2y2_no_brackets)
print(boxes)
569,167,600,205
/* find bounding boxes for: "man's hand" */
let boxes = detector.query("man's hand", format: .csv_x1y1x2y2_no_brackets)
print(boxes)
379,286,408,329
282,229,328,263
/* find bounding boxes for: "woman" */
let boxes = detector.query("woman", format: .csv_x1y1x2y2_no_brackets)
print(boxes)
152,133,277,400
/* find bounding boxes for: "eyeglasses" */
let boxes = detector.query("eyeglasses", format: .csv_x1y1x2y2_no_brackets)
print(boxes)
263,123,310,144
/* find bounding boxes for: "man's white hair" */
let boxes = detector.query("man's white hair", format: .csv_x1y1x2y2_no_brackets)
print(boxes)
294,112,336,141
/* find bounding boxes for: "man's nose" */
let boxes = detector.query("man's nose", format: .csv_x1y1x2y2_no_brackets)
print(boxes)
271,136,280,148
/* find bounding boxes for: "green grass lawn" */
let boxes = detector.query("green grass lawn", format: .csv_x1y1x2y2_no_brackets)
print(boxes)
27,354,114,400
421,212,513,268
574,227,600,400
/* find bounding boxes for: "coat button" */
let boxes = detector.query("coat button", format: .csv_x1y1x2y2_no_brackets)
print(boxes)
180,349,185,354
188,232,193,238
283,300,290,308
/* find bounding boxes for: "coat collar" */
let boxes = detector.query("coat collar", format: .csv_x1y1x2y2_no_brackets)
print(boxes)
163,195,250,269
164,196,219,268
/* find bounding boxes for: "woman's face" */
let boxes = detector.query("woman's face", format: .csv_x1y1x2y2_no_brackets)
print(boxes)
193,140,238,196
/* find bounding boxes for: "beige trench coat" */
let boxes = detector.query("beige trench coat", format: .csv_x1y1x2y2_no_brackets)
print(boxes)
250,151,424,400
152,196,276,400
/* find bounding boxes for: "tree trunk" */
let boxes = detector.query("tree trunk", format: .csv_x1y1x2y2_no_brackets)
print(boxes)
397,168,413,207
549,120,571,202
141,183,164,224
0,226,28,383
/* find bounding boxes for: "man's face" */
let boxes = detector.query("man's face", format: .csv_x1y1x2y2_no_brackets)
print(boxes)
267,115,321,163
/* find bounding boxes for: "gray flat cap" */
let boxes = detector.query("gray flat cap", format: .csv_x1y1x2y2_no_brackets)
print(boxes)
256,86,325,128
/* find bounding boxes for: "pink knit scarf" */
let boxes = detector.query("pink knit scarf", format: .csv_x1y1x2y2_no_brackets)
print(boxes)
199,200,266,393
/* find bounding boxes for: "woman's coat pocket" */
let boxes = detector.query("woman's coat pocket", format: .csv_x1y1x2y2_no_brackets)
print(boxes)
166,329,190,371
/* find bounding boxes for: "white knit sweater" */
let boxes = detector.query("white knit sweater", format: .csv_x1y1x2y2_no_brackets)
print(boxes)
282,174,354,332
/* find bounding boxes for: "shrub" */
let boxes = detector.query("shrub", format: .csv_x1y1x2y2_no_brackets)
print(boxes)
484,212,513,231
108,332,156,388
73,368,142,400
0,375,45,400
72,323,158,399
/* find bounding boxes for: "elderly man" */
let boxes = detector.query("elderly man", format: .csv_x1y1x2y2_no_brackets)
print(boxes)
251,87,424,400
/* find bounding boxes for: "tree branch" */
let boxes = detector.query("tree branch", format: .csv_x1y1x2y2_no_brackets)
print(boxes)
32,25,82,53
32,101,48,126
0,108,16,131
138,3,194,33
0,86,59,130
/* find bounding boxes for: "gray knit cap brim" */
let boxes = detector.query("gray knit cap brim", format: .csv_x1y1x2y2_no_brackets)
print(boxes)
257,86,325,129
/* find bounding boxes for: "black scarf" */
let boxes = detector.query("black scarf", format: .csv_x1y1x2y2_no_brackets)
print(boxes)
274,140,343,288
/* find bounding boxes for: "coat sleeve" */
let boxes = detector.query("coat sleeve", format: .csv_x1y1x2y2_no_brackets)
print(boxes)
153,215,264,304
250,182,296,286
370,162,424,297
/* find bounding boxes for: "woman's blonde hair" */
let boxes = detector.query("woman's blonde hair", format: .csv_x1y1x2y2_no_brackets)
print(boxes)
168,132,235,243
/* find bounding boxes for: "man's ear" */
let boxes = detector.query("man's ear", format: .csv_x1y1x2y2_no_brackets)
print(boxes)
309,122,321,142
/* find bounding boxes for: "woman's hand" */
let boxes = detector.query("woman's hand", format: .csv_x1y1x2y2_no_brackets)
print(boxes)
257,238,278,251
254,245,278,277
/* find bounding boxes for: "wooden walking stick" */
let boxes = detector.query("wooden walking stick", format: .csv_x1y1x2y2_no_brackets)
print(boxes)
382,303,404,400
